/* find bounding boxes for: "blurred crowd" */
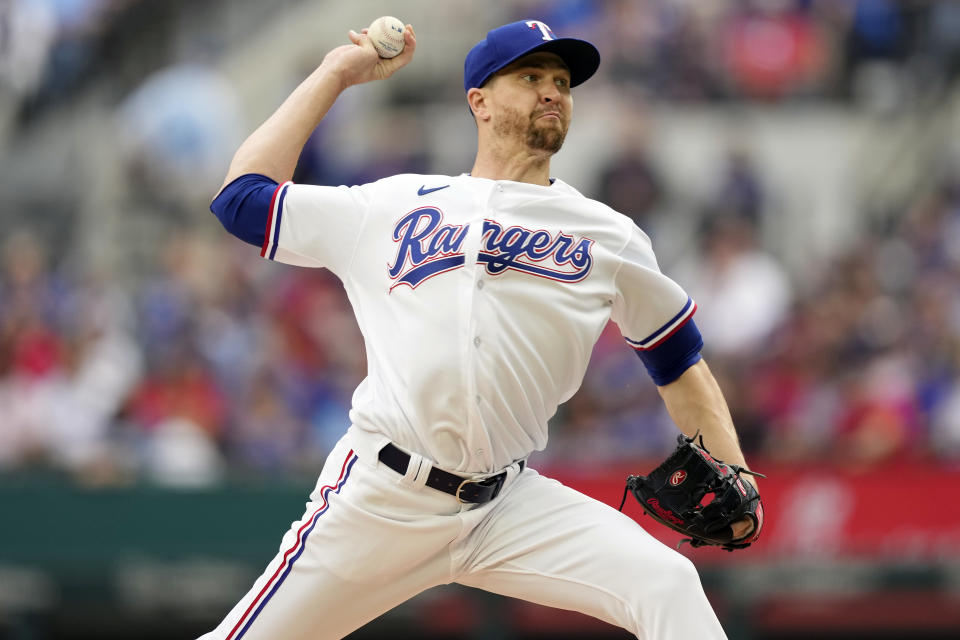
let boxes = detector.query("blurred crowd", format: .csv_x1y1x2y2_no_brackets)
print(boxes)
1,0,960,484
8,0,960,117
3,154,958,484
0,229,367,484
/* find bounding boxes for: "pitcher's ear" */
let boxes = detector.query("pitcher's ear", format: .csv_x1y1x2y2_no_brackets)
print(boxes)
467,88,490,121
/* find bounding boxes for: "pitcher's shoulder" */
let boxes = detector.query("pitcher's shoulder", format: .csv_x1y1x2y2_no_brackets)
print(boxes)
371,173,456,190
554,179,636,227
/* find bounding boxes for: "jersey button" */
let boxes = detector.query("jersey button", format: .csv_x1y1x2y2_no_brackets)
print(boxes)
476,280,484,290
474,336,482,347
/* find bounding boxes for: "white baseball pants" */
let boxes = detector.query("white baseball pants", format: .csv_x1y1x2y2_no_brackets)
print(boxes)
198,428,727,640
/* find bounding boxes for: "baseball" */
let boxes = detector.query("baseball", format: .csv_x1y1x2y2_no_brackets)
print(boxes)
367,16,406,59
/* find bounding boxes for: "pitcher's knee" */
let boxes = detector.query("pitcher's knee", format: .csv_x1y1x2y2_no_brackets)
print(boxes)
659,553,701,595
626,553,705,615
620,552,723,638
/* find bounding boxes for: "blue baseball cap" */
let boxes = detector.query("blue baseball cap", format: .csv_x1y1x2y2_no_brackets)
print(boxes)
464,20,600,92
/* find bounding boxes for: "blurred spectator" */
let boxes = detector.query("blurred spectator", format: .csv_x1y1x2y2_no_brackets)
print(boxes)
142,416,225,487
116,61,243,208
932,383,960,458
720,1,831,101
595,145,664,229
926,1,960,80
676,216,793,358
845,0,906,64
0,0,57,101
228,373,307,474
125,343,227,441
709,147,766,228
0,229,68,469
44,271,142,475
833,351,923,466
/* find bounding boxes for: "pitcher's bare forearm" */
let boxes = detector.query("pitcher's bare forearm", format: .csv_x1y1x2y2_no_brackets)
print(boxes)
217,24,417,192
658,358,758,540
221,68,346,189
657,359,754,486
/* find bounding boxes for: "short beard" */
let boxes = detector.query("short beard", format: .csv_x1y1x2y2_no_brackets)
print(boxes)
494,106,568,154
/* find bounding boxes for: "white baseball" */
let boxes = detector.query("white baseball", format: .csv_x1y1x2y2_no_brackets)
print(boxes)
367,16,405,59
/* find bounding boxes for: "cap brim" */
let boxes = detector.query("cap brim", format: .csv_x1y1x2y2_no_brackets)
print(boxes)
478,37,600,89
530,38,601,88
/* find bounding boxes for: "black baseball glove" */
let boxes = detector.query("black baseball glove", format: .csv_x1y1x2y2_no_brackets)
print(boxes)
619,433,765,551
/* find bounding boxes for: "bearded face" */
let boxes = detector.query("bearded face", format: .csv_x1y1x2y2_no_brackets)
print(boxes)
492,103,569,154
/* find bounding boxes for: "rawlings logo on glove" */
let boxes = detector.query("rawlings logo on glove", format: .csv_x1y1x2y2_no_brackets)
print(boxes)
619,433,765,551
646,498,685,527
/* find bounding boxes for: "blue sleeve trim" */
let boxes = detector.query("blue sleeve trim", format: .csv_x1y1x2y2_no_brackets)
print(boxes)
634,317,703,386
210,173,280,247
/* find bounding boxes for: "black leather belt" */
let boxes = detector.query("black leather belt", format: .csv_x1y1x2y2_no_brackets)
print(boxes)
378,443,524,504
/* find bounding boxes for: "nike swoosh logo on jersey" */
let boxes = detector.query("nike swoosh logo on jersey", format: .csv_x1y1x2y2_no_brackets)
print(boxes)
418,184,450,196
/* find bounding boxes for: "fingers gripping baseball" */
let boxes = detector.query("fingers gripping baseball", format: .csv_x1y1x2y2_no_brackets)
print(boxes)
327,23,416,88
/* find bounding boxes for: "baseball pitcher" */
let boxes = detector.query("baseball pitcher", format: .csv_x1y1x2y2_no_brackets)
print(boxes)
201,18,762,640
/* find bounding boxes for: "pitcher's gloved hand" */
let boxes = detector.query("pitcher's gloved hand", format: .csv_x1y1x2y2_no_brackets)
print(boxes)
619,433,765,551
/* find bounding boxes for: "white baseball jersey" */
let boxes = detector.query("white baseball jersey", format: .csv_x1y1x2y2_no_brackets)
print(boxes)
203,172,725,640
259,173,693,474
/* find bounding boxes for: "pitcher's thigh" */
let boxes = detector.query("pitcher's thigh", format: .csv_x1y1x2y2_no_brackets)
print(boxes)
198,448,456,640
457,470,727,640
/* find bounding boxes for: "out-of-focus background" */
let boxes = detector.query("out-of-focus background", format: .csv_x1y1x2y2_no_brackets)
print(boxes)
1,0,959,638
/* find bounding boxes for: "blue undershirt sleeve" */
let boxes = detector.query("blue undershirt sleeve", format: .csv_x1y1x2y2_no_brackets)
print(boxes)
634,318,704,386
210,173,280,247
